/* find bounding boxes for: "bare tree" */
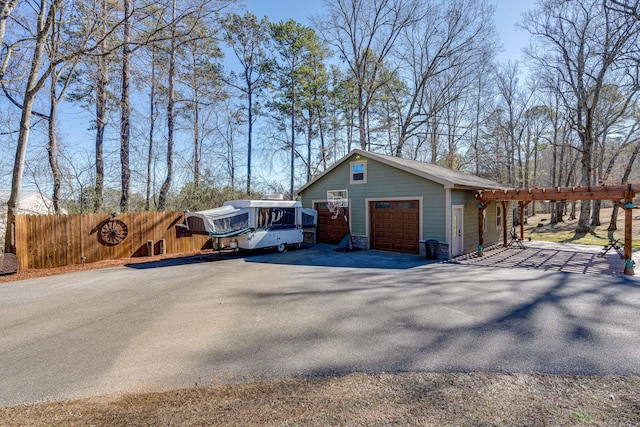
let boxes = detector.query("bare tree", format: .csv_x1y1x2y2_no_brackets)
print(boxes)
494,61,535,187
0,0,147,251
157,0,226,210
0,0,19,62
393,0,498,158
46,5,81,213
157,0,176,211
2,0,61,252
222,12,272,194
145,43,159,211
270,19,319,198
63,0,120,213
590,85,634,225
523,0,640,233
605,109,640,230
317,0,421,150
119,0,132,212
93,0,111,213
179,23,224,191
607,0,640,20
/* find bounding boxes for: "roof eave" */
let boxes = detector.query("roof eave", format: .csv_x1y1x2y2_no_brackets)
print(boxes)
356,150,454,188
295,150,358,195
296,148,506,194
452,184,507,191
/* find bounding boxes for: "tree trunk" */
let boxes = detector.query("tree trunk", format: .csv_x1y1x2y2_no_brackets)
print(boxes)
0,0,18,52
158,0,176,210
306,110,312,181
93,0,108,213
94,51,107,212
289,74,295,200
228,122,235,189
550,145,558,223
430,117,438,163
358,86,366,150
608,138,640,231
4,0,55,253
119,0,131,212
317,105,327,171
576,139,592,232
247,88,253,193
192,51,200,189
145,46,156,211
48,75,61,213
193,86,200,188
531,134,540,216
47,6,78,214
226,116,235,189
591,131,607,226
346,106,353,152
565,146,579,221
474,84,481,176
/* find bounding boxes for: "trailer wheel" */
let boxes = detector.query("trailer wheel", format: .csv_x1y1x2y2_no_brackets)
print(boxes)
277,243,286,253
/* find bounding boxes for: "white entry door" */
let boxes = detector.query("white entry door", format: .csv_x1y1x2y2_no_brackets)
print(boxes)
452,205,464,257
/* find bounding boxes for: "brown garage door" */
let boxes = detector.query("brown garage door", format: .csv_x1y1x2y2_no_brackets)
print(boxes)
315,202,350,244
370,200,420,254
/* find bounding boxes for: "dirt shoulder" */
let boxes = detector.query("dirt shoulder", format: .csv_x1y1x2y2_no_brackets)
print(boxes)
1,372,639,426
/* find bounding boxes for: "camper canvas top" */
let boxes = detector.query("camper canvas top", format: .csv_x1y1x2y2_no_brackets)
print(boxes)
224,200,302,209
185,199,315,238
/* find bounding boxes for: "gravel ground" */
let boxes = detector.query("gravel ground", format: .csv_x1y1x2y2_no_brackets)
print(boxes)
1,372,639,426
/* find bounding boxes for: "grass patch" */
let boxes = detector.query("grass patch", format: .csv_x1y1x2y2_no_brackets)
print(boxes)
522,207,640,250
571,411,593,422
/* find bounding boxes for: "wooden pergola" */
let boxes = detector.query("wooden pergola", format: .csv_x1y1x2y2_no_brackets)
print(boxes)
475,184,639,275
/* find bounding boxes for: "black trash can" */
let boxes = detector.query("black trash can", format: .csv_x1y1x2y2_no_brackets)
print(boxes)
425,239,439,260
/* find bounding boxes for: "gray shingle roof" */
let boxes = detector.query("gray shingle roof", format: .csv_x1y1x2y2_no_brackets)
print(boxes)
297,149,508,194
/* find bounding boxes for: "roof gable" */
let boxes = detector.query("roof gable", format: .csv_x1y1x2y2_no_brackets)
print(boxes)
297,149,507,194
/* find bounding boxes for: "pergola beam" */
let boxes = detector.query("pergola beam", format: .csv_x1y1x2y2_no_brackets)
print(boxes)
475,184,638,276
476,184,640,203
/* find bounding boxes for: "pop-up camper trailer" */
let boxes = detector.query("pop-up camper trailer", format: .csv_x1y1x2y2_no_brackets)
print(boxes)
185,198,317,252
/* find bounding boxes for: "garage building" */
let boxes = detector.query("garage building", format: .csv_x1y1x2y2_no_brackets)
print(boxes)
297,149,509,258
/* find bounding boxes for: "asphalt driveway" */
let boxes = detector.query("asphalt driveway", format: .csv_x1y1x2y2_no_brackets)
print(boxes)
1,245,639,407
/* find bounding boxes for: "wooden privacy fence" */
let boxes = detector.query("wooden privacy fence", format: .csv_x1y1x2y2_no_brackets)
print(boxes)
13,211,212,270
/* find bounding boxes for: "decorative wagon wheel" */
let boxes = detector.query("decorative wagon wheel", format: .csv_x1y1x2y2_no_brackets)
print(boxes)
99,218,129,246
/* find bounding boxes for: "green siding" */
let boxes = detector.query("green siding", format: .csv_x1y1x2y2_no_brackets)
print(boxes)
300,154,447,241
299,153,505,254
452,190,507,254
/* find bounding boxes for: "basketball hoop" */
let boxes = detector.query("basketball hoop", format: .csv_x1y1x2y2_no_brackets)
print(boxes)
324,189,355,251
326,190,348,220
327,198,342,219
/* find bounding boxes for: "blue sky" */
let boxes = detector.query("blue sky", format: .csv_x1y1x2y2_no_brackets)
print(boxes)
245,0,537,63
40,0,538,195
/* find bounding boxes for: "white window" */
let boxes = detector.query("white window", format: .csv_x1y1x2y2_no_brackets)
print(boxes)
350,161,367,184
496,204,502,229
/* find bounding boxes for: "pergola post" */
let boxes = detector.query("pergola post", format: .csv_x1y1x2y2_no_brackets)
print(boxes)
501,201,508,247
519,201,531,240
622,190,635,276
477,202,487,256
